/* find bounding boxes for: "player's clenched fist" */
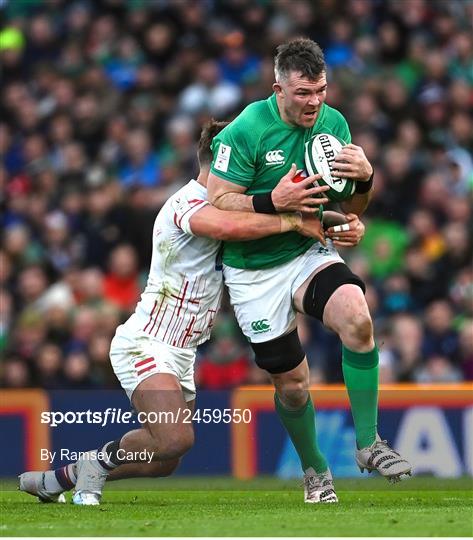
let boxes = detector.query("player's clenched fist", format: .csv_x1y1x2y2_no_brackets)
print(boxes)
332,144,373,182
272,163,330,213
325,213,365,247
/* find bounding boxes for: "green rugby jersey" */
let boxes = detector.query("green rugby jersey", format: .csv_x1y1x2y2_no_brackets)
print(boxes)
210,94,351,269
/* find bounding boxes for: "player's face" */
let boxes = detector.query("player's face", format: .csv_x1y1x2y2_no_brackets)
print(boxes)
274,71,327,128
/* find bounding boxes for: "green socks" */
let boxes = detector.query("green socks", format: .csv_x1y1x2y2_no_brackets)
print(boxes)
342,344,379,449
274,344,379,472
274,393,328,474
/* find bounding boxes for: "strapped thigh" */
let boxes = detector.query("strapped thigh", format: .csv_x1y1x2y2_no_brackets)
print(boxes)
250,329,305,374
302,262,366,322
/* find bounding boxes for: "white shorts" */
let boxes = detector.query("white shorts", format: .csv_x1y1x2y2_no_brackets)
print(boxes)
110,325,197,403
223,240,344,343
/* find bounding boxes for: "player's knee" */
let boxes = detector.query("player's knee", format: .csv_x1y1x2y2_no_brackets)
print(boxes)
278,386,308,409
342,312,374,349
275,376,309,409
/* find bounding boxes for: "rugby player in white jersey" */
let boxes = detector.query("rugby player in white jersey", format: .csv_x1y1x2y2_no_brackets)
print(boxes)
19,120,364,505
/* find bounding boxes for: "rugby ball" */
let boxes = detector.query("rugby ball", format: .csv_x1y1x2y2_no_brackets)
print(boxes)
304,133,355,202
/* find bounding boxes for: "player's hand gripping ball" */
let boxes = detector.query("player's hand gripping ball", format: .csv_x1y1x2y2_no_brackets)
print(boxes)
305,133,355,202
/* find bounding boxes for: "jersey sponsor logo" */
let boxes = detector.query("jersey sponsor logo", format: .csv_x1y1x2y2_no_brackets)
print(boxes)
251,319,271,333
265,150,285,165
215,143,231,172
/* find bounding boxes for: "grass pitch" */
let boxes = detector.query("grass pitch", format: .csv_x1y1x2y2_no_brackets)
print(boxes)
1,476,472,537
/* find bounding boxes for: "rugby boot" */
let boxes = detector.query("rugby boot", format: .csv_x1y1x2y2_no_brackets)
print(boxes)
303,467,338,503
18,471,66,503
356,434,412,483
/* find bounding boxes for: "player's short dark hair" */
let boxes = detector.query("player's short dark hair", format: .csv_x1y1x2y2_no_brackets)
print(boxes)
274,38,326,82
198,119,229,166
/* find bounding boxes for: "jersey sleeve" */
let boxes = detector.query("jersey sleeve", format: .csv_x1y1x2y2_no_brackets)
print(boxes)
170,196,209,236
333,111,352,145
210,122,256,188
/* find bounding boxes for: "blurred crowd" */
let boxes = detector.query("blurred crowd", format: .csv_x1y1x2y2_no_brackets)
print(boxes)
1,0,472,390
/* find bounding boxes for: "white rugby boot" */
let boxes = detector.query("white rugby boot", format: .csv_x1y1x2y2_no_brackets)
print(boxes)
72,453,108,506
18,472,66,503
356,434,412,483
303,467,338,503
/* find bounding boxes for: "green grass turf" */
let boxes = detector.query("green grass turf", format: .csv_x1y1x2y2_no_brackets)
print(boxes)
1,476,472,537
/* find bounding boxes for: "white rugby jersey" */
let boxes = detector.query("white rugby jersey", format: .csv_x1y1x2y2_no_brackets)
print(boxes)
121,180,223,349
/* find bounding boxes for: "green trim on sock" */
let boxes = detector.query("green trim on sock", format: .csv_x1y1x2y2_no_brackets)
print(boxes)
274,393,311,417
342,344,379,369
274,393,328,474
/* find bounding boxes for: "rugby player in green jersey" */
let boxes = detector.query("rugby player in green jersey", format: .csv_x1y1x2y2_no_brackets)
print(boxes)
208,38,411,503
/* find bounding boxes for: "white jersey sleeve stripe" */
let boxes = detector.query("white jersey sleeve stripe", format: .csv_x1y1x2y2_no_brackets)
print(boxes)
174,199,209,235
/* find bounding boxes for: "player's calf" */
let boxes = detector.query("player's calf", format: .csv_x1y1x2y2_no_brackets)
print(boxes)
108,457,180,480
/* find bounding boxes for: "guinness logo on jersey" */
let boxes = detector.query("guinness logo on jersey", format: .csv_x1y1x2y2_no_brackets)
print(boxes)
265,149,285,165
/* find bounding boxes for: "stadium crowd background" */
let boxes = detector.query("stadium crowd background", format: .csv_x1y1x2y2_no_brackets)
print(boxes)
1,0,472,391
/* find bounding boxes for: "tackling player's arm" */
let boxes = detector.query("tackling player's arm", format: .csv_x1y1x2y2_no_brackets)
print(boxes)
189,205,326,244
208,167,329,214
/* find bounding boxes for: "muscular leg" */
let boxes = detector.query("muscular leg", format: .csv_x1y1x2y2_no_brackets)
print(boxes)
19,375,194,500
271,355,309,409
70,372,195,503
323,284,378,449
107,395,195,480
270,356,328,474
296,269,378,450
322,283,374,351
322,283,411,479
114,373,194,463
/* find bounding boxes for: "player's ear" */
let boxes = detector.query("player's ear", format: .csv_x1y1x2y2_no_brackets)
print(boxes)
273,82,283,96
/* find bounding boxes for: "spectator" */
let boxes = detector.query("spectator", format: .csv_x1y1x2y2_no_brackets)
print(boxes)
178,59,241,117
62,350,95,389
415,355,463,384
196,316,251,390
88,333,117,388
422,301,460,361
457,321,473,380
35,342,64,389
118,128,161,189
390,315,424,382
103,244,140,313
2,356,32,388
